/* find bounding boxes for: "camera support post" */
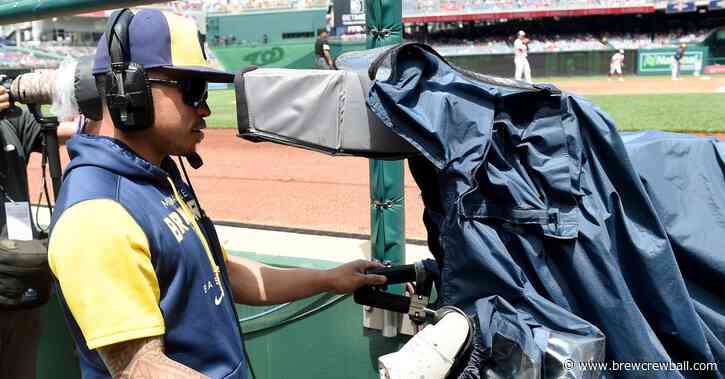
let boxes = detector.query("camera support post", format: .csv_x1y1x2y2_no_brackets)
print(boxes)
26,104,62,199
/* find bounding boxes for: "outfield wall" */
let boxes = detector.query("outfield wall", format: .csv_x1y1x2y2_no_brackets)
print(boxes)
447,49,638,78
212,42,638,76
211,40,367,71
211,44,711,78
637,47,708,75
448,47,710,77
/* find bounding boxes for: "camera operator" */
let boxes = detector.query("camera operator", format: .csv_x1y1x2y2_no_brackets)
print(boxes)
0,83,89,378
47,9,386,379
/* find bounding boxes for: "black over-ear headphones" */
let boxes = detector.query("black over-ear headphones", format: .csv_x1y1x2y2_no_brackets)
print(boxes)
105,9,154,132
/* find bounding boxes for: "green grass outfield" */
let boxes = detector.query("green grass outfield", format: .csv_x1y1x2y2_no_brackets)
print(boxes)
206,89,725,133
588,93,725,132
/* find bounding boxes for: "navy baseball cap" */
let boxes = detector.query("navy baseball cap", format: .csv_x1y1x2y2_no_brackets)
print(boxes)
93,9,234,83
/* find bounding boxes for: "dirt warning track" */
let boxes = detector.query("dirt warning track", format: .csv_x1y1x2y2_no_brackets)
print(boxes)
26,131,429,240
549,75,725,95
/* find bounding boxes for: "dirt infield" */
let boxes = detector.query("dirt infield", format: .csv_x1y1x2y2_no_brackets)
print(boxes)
27,132,429,240
179,132,428,239
549,75,725,95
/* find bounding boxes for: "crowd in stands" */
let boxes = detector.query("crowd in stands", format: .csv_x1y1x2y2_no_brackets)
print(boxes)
0,40,99,69
527,34,609,52
164,0,651,14
167,0,205,11
0,49,60,68
1,32,219,69
429,37,512,55
161,0,705,14
605,29,709,49
31,44,96,58
166,0,327,13
424,29,710,55
405,0,650,15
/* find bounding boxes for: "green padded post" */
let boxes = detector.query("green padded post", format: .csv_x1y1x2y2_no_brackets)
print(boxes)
366,0,405,274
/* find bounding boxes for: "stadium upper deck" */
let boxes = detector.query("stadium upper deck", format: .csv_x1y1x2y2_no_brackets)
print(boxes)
403,0,655,23
426,30,711,55
164,0,328,13
171,0,685,24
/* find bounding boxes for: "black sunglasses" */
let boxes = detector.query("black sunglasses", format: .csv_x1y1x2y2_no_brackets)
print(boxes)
147,77,209,108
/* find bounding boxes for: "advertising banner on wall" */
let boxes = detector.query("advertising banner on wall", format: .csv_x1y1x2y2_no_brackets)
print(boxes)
709,0,725,10
666,0,697,13
333,0,366,37
637,47,708,74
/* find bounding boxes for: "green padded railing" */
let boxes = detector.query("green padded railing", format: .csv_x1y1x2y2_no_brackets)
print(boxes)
367,0,406,281
0,0,158,24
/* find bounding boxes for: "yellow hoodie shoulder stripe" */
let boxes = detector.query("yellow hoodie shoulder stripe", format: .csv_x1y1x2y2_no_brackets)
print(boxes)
48,199,165,350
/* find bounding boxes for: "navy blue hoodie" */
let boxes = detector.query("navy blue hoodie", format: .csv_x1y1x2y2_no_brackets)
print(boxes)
48,134,246,378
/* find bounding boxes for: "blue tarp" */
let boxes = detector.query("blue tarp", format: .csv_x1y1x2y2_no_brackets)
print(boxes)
622,131,725,354
367,43,724,378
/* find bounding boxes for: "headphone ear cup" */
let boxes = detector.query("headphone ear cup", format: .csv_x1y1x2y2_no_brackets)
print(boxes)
106,63,154,132
123,62,154,130
105,70,128,131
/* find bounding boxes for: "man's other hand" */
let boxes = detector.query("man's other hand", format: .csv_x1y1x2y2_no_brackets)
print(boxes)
0,86,10,112
325,259,387,294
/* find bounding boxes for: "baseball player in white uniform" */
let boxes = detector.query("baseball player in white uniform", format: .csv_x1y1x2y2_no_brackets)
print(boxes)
514,30,532,83
672,43,686,80
609,49,625,81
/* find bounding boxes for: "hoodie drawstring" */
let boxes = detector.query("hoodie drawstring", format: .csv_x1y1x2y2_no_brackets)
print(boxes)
166,177,225,297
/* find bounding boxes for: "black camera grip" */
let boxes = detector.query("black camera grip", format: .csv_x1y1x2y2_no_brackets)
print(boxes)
353,286,410,314
366,264,416,284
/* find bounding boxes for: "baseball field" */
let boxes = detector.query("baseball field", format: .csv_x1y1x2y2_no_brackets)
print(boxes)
28,74,725,244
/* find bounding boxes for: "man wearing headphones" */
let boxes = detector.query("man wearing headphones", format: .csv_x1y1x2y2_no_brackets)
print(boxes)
47,9,386,379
